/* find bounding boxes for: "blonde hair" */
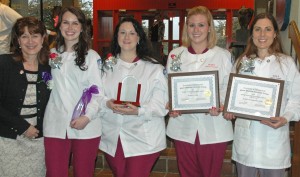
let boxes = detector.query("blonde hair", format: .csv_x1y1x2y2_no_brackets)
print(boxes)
182,6,217,48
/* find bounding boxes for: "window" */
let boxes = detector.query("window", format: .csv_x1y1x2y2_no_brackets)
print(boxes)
214,19,226,48
10,0,92,32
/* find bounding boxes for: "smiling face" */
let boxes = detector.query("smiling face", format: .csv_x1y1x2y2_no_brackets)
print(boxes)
252,18,276,51
187,14,209,47
117,22,140,53
18,26,44,58
59,11,82,46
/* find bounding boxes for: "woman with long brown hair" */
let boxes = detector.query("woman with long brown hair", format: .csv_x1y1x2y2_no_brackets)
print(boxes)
224,13,300,177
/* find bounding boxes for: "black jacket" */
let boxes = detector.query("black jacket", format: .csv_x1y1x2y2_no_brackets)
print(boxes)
0,54,51,139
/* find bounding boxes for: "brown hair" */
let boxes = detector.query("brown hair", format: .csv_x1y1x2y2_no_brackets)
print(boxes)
55,7,90,71
10,16,49,65
236,13,284,73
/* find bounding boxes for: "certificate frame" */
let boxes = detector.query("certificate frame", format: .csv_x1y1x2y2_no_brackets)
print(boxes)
223,73,284,121
168,71,220,114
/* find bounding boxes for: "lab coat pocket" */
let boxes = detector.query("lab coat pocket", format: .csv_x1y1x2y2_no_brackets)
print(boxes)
233,120,251,156
142,117,166,149
266,129,290,160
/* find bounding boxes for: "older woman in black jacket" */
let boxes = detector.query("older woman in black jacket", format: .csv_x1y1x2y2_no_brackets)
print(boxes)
0,16,50,177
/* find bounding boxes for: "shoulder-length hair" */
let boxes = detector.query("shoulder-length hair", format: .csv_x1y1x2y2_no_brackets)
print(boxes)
182,6,217,48
109,17,158,63
55,7,90,71
236,13,284,72
10,16,49,65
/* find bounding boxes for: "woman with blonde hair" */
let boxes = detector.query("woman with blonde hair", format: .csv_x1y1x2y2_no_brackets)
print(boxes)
166,6,233,177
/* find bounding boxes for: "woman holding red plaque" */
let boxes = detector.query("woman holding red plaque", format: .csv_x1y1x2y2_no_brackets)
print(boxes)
98,17,168,177
43,7,102,177
224,13,300,177
166,6,233,177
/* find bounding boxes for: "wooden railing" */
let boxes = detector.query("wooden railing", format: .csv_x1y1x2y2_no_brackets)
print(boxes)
288,20,300,177
289,21,300,65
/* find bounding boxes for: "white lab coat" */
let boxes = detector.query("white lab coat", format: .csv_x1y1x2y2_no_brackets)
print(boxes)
0,3,22,54
232,54,300,169
99,58,168,157
166,46,233,144
43,49,103,139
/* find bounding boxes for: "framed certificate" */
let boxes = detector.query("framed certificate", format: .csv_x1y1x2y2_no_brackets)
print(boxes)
168,71,220,114
223,73,284,120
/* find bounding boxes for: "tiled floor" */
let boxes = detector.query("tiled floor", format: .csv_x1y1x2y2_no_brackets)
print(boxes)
68,147,180,177
68,146,237,177
69,169,180,177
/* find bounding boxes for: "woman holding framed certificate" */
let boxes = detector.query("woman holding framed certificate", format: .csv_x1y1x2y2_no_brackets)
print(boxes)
166,6,233,177
98,17,168,177
224,13,300,177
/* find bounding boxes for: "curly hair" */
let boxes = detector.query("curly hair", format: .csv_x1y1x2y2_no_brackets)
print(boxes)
55,7,90,71
10,16,49,65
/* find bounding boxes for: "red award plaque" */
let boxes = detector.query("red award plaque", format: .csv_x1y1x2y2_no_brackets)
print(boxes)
114,76,141,107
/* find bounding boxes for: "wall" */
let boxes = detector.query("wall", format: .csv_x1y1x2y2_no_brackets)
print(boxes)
280,0,299,56
94,0,254,10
